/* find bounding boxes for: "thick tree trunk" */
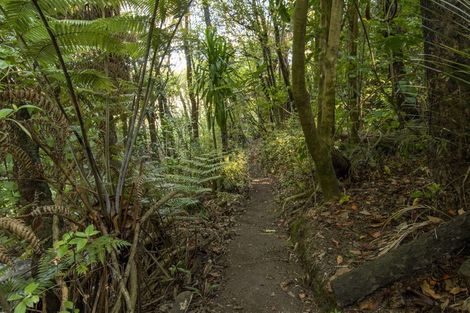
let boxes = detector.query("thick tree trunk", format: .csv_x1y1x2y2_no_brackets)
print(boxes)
292,0,341,200
9,108,54,243
421,0,470,205
332,213,470,307
13,108,53,207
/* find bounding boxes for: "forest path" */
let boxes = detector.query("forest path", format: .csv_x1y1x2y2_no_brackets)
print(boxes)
211,164,315,313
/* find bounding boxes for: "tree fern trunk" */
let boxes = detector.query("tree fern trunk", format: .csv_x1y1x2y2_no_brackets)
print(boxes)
421,0,470,205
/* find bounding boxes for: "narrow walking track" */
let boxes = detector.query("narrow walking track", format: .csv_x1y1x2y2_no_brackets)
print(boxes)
211,170,315,313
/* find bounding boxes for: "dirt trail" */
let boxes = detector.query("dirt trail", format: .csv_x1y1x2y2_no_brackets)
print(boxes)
211,169,315,313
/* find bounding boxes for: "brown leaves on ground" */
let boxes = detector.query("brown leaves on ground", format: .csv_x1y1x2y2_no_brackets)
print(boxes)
287,158,469,312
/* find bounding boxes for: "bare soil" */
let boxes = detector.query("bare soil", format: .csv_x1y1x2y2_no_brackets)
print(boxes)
209,171,316,312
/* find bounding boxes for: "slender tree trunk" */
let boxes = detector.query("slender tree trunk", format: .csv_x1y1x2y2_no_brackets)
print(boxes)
347,0,361,142
274,22,293,113
292,0,341,200
146,108,159,160
252,0,281,123
183,15,199,141
220,110,229,151
382,0,416,126
318,0,343,140
202,0,212,28
158,94,174,157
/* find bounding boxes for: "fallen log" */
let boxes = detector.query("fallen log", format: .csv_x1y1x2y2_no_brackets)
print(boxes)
331,212,470,307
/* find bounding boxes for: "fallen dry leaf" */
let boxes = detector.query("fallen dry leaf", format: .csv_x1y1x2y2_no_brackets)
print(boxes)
359,298,380,311
330,267,351,280
370,231,381,239
421,280,441,300
458,208,466,215
449,286,467,295
427,216,443,224
336,255,344,265
280,280,293,291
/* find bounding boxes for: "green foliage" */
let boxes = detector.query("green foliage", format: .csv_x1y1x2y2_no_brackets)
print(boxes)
410,183,442,201
221,151,249,192
196,28,236,143
260,118,314,193
7,282,40,313
2,225,128,312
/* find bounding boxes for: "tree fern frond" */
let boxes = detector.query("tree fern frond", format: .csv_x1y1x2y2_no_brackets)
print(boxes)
0,144,42,178
0,245,13,265
0,218,41,252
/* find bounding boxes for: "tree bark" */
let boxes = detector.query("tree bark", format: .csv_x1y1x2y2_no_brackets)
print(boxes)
421,0,470,205
13,108,53,207
332,213,470,307
292,0,341,200
183,15,199,141
347,0,361,142
146,108,159,160
318,0,343,140
202,0,212,28
272,13,293,115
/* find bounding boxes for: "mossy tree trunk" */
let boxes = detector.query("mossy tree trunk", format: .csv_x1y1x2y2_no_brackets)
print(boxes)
292,0,343,200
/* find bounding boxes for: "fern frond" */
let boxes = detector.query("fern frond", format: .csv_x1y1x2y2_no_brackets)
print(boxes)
0,218,41,252
198,175,222,184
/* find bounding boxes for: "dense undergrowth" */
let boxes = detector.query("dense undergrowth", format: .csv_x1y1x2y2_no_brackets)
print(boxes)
259,118,467,312
0,151,249,312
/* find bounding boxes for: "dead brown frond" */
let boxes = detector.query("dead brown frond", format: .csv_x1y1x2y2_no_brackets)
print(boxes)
1,88,47,107
373,220,434,258
31,205,70,217
0,144,42,178
132,175,145,211
0,245,12,266
371,205,447,259
0,218,41,252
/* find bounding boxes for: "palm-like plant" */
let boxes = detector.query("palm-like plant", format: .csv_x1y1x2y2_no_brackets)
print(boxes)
196,28,235,151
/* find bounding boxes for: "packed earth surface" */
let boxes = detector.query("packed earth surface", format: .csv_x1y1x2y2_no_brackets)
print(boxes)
209,169,315,313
